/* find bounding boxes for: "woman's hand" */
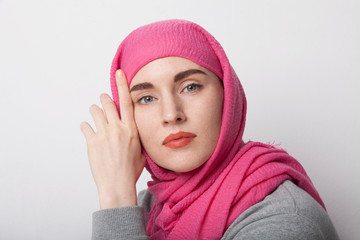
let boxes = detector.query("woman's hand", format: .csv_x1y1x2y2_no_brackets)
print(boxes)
80,70,145,209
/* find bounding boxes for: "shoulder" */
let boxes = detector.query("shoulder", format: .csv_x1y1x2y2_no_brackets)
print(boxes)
222,180,339,240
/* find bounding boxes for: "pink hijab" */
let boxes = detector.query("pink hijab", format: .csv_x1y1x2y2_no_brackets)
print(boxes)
110,19,326,239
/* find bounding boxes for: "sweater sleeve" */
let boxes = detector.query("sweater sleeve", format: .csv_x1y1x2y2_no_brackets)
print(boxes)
225,213,328,240
92,207,148,240
91,189,153,240
222,180,339,240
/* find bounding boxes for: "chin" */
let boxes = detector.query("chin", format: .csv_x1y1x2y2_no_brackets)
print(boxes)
156,154,209,174
146,143,213,173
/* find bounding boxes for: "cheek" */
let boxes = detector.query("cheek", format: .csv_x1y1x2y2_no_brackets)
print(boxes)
134,108,157,144
212,86,224,130
190,91,223,131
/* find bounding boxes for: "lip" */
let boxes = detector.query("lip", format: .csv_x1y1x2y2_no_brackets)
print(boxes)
162,131,197,149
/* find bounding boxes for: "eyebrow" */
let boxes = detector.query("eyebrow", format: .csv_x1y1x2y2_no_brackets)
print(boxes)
130,69,208,92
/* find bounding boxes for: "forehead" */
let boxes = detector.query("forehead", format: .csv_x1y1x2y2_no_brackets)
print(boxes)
130,57,212,86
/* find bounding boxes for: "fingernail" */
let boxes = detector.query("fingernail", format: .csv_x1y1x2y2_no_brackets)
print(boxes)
116,70,122,80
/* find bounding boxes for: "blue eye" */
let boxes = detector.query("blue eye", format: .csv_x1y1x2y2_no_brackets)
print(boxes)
138,96,154,104
183,84,201,93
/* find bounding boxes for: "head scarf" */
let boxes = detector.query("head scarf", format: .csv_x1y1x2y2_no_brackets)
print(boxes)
110,19,326,240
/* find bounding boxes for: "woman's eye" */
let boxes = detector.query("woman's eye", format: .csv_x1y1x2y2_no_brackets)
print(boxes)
138,96,154,104
183,84,201,93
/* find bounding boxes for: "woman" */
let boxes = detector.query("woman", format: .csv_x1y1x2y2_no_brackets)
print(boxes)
80,19,339,239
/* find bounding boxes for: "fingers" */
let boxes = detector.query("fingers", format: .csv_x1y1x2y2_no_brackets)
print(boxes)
116,69,135,124
100,93,120,123
81,69,134,140
80,121,95,140
88,104,108,133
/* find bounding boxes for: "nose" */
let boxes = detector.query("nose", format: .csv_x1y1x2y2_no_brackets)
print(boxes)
161,94,186,125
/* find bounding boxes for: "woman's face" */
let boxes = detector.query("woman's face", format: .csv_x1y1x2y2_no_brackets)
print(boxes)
130,57,224,173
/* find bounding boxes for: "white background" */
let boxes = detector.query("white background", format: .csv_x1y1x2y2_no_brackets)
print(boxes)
1,0,359,239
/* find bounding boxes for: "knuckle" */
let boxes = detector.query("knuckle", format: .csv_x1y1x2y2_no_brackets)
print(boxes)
97,131,108,142
101,102,112,110
108,120,122,130
107,122,125,138
128,127,139,140
109,127,122,137
121,99,133,107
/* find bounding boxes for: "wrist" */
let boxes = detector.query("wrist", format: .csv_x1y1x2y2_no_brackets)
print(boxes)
98,186,137,209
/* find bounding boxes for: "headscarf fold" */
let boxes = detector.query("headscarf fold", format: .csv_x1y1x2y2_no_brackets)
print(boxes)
110,19,326,240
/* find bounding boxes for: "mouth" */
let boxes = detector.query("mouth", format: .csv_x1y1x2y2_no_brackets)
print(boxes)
162,131,197,149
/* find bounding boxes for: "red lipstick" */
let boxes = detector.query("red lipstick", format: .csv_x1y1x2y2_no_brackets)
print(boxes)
162,131,197,149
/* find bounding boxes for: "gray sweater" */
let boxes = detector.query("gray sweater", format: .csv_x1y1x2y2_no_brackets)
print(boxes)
92,180,339,239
